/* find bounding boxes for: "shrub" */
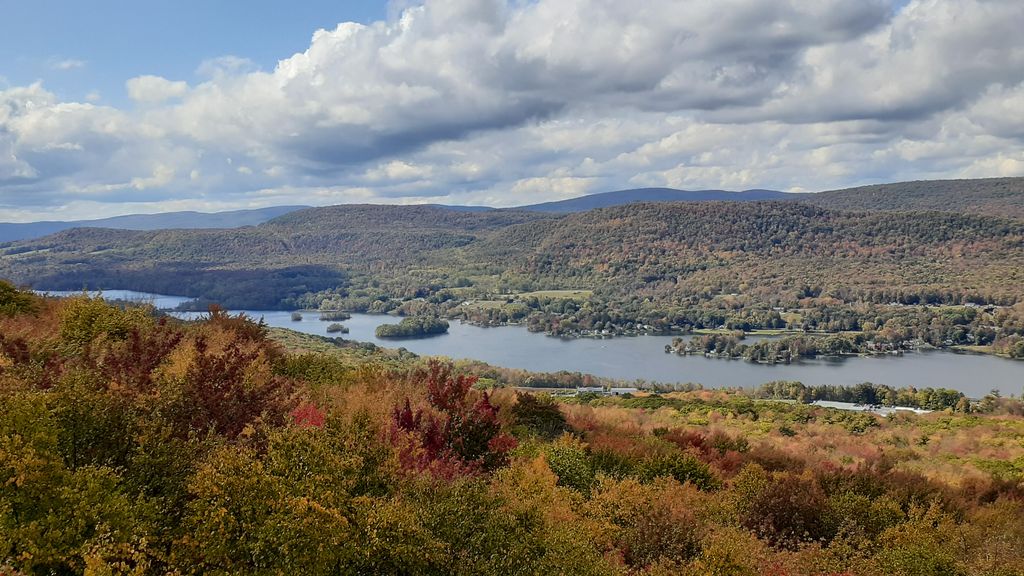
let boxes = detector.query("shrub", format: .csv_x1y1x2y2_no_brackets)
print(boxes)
822,491,904,544
0,281,37,317
639,452,719,490
872,504,964,576
58,296,151,348
170,337,296,440
734,465,827,548
203,305,268,342
179,431,367,574
510,392,568,440
51,370,137,470
91,318,183,396
619,485,704,569
543,435,595,493
0,393,155,573
390,360,516,476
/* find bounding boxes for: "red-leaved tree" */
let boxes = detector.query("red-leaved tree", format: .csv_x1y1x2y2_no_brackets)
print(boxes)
390,360,516,478
174,336,295,440
91,317,184,396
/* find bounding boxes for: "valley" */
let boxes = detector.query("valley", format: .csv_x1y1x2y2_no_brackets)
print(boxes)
5,3,1024,573
6,179,1024,366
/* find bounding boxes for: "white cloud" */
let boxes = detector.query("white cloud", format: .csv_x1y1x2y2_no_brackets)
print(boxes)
130,165,175,190
363,160,434,182
1,0,1024,220
196,55,258,79
50,58,86,71
509,176,598,200
126,75,189,105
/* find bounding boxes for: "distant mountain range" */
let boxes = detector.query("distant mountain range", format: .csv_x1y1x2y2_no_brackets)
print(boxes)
0,189,791,242
517,178,1024,217
0,205,309,243
3,177,1023,243
513,187,791,212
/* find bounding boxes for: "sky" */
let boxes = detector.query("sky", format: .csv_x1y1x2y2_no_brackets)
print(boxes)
1,0,1023,222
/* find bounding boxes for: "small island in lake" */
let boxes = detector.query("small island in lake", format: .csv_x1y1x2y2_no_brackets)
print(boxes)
376,316,449,338
666,332,909,363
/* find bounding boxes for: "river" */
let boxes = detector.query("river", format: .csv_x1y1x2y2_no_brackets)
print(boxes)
41,290,1024,398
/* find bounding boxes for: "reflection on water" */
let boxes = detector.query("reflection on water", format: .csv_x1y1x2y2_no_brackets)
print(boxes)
44,290,1024,397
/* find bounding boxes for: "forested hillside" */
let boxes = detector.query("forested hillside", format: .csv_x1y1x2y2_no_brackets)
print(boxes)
799,177,1024,219
0,206,551,307
1,287,1023,575
515,187,789,213
3,201,1022,308
3,197,1024,354
474,202,1024,305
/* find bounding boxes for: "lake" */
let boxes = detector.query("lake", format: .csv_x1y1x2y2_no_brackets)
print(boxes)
41,290,1024,398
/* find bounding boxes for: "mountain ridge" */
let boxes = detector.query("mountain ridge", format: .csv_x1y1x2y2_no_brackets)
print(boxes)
511,187,791,212
797,177,1024,218
3,197,1022,310
4,176,1024,246
0,205,310,243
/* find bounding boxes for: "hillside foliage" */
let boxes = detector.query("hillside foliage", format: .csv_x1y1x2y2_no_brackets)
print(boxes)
1,286,1023,575
3,200,1023,311
800,177,1024,219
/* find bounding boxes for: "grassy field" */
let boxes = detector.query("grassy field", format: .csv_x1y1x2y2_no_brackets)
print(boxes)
457,299,508,310
951,344,1015,359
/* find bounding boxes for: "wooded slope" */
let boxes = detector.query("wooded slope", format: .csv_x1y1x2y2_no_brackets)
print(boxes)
799,177,1024,219
2,200,1022,308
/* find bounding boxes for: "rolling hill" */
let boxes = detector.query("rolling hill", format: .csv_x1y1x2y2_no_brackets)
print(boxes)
798,177,1024,219
5,176,1023,249
514,187,790,212
2,198,1022,310
0,205,310,243
471,201,1024,305
0,205,552,307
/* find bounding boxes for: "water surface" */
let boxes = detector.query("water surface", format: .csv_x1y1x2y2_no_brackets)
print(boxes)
187,309,1023,398
45,290,1024,397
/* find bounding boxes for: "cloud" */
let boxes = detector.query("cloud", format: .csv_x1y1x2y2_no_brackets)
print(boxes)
363,160,434,183
126,75,189,105
196,55,259,79
159,0,895,170
130,165,175,190
2,0,1024,220
726,0,1024,124
50,58,86,71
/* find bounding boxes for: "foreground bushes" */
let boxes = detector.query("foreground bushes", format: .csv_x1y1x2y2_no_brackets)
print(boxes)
1,288,1023,575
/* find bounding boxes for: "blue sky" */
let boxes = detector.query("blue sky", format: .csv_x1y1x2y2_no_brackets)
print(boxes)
0,1,386,105
1,0,1023,221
